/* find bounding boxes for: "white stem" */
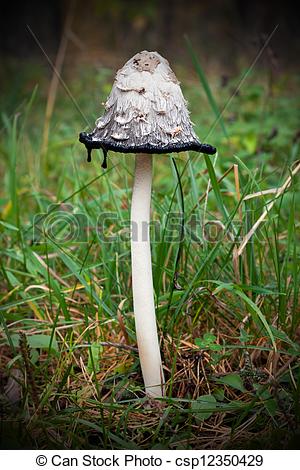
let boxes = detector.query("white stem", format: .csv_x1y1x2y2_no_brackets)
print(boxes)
131,153,165,398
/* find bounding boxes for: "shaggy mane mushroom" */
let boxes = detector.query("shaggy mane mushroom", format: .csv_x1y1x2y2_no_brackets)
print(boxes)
79,51,216,398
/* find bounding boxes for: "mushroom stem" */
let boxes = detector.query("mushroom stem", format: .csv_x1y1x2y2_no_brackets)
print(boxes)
131,153,165,398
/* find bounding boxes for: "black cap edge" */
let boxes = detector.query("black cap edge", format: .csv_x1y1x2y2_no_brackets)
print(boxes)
79,132,216,155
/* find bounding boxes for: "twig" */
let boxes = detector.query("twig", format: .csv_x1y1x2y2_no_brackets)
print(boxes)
198,165,234,204
236,161,300,257
40,0,76,160
32,251,69,287
84,341,138,352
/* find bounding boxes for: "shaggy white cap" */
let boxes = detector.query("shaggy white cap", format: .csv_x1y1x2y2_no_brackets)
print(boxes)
79,51,216,155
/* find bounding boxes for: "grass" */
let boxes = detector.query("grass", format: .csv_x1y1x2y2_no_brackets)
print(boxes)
0,54,300,450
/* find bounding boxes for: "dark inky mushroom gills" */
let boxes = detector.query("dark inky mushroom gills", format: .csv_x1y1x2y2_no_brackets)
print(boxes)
80,132,108,168
102,149,108,169
79,131,216,163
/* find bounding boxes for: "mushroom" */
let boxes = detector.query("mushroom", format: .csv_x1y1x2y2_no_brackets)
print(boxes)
79,51,216,398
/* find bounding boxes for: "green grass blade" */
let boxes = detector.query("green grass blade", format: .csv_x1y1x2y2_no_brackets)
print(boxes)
185,35,228,139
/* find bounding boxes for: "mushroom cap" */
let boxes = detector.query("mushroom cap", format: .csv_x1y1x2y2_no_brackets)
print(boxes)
79,51,216,155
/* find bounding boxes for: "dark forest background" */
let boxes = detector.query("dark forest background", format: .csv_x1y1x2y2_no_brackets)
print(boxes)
1,0,300,71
